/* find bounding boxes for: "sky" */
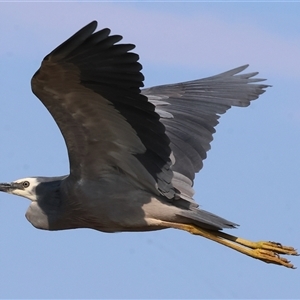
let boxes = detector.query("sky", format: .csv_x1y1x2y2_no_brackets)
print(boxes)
0,2,300,299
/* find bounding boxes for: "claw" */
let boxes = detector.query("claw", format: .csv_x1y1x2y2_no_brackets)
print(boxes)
256,241,298,256
253,249,296,268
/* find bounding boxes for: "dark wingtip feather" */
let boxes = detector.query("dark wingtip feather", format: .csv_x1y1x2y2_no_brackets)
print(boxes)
45,21,98,61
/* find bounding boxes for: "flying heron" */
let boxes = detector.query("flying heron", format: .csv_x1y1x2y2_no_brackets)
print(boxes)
0,21,297,268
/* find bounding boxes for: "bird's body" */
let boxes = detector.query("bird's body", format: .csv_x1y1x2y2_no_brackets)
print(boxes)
18,173,235,233
0,21,298,268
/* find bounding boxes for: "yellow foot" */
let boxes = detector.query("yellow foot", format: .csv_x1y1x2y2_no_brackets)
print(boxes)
234,239,298,255
160,221,298,269
217,232,298,258
250,248,295,268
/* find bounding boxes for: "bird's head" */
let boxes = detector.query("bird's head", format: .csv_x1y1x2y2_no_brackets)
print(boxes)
0,177,41,201
0,176,67,202
0,176,67,230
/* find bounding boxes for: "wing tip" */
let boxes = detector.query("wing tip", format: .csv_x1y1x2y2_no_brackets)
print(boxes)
46,21,99,62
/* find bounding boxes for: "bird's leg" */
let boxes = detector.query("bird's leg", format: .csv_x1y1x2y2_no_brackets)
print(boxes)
159,221,298,268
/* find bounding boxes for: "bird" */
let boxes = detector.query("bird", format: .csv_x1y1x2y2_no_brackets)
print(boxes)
0,21,298,268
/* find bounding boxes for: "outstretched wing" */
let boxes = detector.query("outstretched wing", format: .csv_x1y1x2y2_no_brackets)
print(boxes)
142,65,270,201
31,21,174,197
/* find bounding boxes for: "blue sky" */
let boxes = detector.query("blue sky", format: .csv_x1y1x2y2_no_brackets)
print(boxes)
0,2,299,299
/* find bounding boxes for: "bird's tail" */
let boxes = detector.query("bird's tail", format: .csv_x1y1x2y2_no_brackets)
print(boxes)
176,208,238,231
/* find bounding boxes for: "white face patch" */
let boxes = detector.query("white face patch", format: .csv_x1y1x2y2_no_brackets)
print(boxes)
11,177,41,201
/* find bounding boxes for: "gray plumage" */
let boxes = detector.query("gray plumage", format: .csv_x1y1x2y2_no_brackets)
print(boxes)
3,21,296,268
0,20,268,231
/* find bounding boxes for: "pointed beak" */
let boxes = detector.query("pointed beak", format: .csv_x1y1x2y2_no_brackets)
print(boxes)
0,182,20,193
0,183,13,193
0,182,25,193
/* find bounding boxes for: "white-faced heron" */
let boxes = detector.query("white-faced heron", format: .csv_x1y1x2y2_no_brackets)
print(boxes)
0,21,298,268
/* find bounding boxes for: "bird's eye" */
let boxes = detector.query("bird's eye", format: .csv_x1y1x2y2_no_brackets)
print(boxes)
22,181,30,188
